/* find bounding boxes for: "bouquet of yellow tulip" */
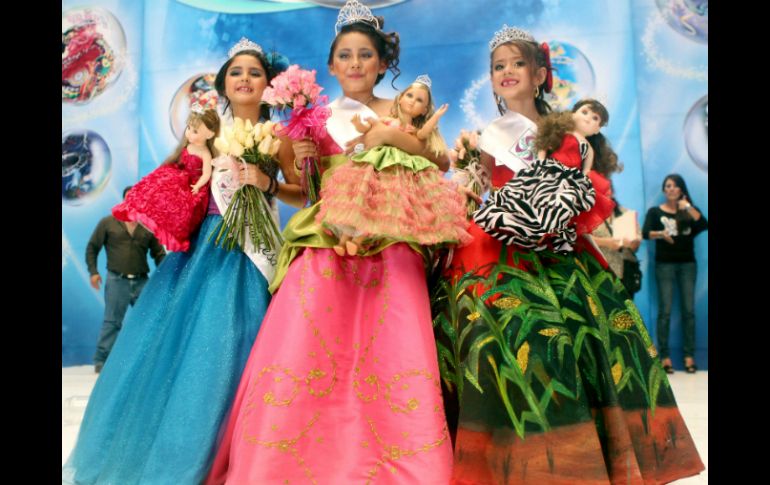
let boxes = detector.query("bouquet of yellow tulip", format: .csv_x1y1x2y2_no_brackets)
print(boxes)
211,117,283,252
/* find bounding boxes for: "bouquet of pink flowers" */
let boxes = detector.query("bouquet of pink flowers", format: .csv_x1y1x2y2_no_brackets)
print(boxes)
211,118,283,253
449,129,488,217
262,64,338,205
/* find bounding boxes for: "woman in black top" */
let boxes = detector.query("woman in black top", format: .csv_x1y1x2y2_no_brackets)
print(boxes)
642,174,708,373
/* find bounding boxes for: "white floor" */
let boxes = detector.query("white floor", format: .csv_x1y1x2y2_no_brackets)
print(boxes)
62,366,708,483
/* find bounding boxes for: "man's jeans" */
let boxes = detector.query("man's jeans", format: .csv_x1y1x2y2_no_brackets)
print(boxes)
93,271,148,365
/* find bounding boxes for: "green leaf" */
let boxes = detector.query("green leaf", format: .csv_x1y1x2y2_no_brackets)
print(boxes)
551,379,576,400
466,333,494,384
464,367,483,394
574,326,604,359
560,308,587,324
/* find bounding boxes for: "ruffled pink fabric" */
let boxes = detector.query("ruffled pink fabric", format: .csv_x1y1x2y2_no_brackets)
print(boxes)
205,245,453,484
316,162,472,246
112,148,209,252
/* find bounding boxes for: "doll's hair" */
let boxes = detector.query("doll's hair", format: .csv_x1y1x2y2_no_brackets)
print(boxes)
534,102,623,178
534,111,574,154
162,109,220,165
490,38,552,117
391,82,447,156
214,48,287,121
662,173,695,232
327,16,401,88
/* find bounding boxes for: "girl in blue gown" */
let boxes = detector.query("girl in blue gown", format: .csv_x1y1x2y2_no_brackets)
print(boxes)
62,38,304,484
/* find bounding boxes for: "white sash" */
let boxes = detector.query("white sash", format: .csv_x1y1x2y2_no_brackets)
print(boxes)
326,96,379,149
479,111,538,173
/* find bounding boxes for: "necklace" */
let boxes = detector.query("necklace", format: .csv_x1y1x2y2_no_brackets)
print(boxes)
362,94,376,106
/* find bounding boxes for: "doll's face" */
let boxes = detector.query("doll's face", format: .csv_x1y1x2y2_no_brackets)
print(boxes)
185,121,215,147
224,54,268,108
491,44,544,104
328,32,386,97
398,85,430,118
572,105,603,137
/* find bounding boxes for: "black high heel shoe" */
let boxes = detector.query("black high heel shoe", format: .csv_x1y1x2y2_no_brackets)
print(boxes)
684,358,697,374
662,364,675,374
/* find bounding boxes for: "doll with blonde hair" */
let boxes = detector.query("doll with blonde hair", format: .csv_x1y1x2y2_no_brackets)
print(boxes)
317,74,469,256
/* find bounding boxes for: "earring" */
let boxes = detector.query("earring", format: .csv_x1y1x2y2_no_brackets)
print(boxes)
533,85,540,98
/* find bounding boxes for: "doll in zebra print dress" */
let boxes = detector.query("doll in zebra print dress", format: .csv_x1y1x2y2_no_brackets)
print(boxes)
474,98,619,252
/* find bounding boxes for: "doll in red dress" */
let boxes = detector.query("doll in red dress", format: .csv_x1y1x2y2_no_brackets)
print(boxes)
475,98,620,252
113,105,220,251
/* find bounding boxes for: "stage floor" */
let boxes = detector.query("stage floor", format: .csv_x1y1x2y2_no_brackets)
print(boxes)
62,365,708,483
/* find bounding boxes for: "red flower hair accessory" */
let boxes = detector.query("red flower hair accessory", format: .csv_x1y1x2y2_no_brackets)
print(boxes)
541,42,553,93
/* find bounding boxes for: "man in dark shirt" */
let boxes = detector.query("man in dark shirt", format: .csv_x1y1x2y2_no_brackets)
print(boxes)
85,186,166,373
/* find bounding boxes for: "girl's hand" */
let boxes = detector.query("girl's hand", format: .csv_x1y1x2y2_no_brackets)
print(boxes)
677,196,691,211
239,164,270,191
190,185,200,194
361,119,390,147
434,103,449,118
458,185,482,205
660,230,674,244
344,135,366,155
344,119,389,154
626,238,641,251
292,138,318,167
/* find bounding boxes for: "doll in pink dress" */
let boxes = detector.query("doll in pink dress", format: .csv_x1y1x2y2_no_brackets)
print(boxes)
113,105,220,252
317,74,470,256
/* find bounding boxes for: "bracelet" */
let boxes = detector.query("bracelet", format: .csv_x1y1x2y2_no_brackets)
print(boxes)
261,175,275,195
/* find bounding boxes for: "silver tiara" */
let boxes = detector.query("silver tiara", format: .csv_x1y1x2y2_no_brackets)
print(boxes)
335,0,380,34
413,74,432,89
190,102,205,115
489,24,535,52
228,37,263,59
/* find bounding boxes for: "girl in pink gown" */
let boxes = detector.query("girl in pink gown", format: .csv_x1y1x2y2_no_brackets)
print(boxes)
112,107,219,252
205,3,453,483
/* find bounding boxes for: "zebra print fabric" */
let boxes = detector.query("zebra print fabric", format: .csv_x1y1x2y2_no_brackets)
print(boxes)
473,158,596,252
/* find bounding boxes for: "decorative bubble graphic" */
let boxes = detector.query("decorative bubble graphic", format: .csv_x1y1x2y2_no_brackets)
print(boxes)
169,73,220,140
683,94,707,172
62,7,127,104
62,131,112,205
543,41,596,111
655,0,707,44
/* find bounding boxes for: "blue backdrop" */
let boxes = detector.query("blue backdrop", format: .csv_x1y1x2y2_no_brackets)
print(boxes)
62,0,708,366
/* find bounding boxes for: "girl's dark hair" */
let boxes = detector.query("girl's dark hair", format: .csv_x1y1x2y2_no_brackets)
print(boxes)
490,39,553,116
662,173,695,232
214,49,285,121
327,17,401,88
